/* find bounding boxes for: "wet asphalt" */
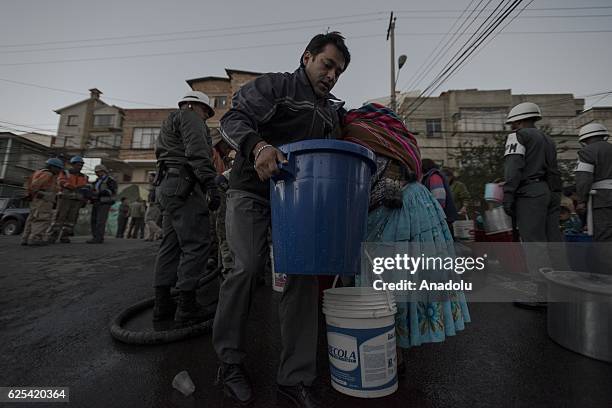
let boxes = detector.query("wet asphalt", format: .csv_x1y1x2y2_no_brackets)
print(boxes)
0,236,611,408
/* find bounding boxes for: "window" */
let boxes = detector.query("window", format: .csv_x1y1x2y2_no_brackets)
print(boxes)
214,95,228,109
93,114,114,127
90,134,121,149
132,128,160,149
67,115,79,126
426,119,442,137
457,108,507,132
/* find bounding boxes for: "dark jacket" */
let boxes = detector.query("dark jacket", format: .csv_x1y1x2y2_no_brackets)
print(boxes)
91,175,117,205
503,127,561,200
220,67,345,198
155,109,217,189
575,140,612,208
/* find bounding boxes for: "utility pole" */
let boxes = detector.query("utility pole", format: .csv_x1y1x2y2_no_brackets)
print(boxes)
387,12,397,112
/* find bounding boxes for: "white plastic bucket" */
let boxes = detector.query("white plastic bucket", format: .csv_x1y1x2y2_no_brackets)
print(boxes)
270,245,286,292
323,287,398,398
453,216,475,241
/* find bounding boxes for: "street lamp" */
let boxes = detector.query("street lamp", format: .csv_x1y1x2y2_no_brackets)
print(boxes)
391,54,407,112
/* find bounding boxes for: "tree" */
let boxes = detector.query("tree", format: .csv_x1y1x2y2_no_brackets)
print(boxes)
449,126,576,206
448,133,506,206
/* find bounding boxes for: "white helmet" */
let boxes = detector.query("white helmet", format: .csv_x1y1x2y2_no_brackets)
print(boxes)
505,102,542,124
578,123,609,142
178,91,215,116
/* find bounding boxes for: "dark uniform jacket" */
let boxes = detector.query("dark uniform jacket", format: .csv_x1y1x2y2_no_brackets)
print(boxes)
155,109,217,190
220,67,344,198
503,127,561,201
575,140,612,208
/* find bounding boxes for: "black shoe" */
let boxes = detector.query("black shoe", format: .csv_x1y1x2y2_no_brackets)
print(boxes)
174,290,213,326
217,363,254,405
59,237,71,243
28,240,48,246
152,286,176,322
86,239,103,244
277,383,320,408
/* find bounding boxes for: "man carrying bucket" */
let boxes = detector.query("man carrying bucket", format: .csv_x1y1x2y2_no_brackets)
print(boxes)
214,32,350,407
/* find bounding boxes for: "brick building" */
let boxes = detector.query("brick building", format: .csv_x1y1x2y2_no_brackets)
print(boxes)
51,69,262,199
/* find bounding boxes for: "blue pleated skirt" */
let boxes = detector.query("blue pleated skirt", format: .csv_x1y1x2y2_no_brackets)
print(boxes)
365,182,471,348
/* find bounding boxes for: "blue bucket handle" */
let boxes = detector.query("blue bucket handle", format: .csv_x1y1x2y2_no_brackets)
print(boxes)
271,151,295,182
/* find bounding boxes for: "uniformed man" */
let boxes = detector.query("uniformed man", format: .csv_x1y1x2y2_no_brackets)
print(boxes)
21,158,63,246
152,91,220,327
575,123,612,242
503,102,563,307
46,155,89,243
87,164,117,244
214,32,350,407
503,102,562,242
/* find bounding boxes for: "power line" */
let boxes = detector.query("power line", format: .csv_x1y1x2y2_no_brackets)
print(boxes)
404,0,528,118
0,32,383,67
396,29,612,36
0,17,385,55
401,0,484,94
0,12,387,49
403,0,513,113
0,78,168,108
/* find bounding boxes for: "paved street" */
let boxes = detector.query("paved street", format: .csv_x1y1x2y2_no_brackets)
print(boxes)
0,236,611,408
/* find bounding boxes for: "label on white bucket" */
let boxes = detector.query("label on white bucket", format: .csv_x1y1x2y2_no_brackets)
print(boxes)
270,245,286,292
326,322,397,396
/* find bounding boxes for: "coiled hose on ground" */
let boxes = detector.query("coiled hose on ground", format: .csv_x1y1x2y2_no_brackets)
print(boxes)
109,267,220,345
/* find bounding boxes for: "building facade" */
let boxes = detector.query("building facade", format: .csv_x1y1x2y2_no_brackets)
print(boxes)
0,132,51,197
394,89,586,167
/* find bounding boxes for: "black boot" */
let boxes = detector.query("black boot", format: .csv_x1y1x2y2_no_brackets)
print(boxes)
152,286,176,322
217,363,254,405
277,383,320,408
174,290,213,326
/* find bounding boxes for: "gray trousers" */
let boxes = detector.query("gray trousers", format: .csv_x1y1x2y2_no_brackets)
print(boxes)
515,185,562,243
90,203,111,242
516,186,564,296
154,177,211,291
212,189,319,386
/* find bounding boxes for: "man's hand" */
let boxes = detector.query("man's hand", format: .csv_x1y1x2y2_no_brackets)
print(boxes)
207,187,221,212
253,141,287,181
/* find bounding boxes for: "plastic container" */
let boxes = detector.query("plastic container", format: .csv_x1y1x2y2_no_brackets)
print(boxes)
270,140,376,275
484,183,504,203
323,287,398,398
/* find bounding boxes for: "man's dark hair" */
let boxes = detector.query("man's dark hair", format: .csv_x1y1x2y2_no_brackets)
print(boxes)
300,31,350,69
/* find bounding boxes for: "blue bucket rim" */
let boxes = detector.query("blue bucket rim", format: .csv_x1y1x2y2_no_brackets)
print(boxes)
278,139,376,173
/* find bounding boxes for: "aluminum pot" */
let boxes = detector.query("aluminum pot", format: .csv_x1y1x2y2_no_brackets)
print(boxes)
541,269,612,363
484,207,513,234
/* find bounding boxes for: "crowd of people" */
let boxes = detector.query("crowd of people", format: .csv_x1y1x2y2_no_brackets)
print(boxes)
17,30,611,408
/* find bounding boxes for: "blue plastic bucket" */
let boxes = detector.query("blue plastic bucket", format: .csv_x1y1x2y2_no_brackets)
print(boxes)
270,140,375,275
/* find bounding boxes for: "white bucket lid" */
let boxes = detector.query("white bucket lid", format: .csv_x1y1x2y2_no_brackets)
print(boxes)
324,287,393,298
323,298,394,305
323,306,397,319
323,302,395,310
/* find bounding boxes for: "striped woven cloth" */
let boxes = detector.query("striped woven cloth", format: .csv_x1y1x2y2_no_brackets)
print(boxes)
342,103,421,181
